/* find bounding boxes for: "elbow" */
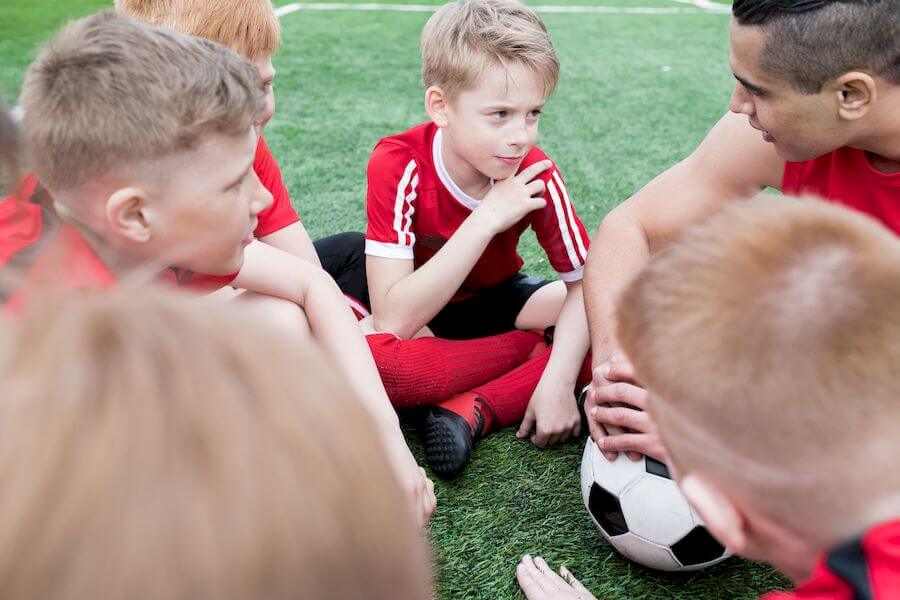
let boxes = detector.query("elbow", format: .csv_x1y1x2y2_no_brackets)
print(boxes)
371,312,419,340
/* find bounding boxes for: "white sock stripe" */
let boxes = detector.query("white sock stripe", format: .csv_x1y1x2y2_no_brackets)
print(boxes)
552,171,588,263
547,177,582,272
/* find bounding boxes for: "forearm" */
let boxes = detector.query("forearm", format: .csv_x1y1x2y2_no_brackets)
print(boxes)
233,242,401,435
543,282,591,385
259,222,321,267
374,216,494,338
583,213,651,367
302,275,402,434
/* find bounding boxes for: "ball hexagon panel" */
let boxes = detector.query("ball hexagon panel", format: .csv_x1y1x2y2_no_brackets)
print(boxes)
671,526,729,568
586,439,645,496
587,483,628,537
612,532,682,572
619,474,697,547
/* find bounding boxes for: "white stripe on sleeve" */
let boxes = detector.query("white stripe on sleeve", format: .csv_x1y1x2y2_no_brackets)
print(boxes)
553,171,588,263
392,159,417,247
547,175,582,271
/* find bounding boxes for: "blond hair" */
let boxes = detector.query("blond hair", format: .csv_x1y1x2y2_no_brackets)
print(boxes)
616,198,900,537
20,11,264,192
420,0,559,98
0,289,432,600
115,0,281,60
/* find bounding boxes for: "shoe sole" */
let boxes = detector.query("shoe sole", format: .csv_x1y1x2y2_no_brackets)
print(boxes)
423,406,473,479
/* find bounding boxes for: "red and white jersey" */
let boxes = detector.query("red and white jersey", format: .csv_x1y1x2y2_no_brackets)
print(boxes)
365,122,590,301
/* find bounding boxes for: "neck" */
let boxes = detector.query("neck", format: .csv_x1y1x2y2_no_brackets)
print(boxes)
853,89,900,172
440,131,493,200
65,217,163,284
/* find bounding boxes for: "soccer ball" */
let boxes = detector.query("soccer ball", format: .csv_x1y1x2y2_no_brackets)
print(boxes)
580,438,731,571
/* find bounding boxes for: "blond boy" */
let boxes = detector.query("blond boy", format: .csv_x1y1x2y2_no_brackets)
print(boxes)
364,0,593,477
12,11,434,523
517,198,900,598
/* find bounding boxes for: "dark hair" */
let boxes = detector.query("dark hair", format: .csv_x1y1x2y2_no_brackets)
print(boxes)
732,0,900,93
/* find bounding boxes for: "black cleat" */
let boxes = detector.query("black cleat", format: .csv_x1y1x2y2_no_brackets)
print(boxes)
423,403,485,479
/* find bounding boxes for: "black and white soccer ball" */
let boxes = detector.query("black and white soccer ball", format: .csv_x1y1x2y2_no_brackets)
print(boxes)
580,438,731,571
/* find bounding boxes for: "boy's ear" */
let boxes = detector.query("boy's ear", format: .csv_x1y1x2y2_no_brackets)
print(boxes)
679,473,749,555
425,85,450,128
832,71,877,121
106,187,152,243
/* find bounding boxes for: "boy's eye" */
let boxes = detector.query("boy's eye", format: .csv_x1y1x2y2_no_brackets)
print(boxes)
492,111,508,119
529,109,542,118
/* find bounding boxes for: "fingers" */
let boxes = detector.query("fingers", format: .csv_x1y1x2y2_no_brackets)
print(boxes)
592,381,648,411
558,566,592,594
516,411,536,440
597,432,660,458
516,159,552,183
592,405,652,432
524,178,546,197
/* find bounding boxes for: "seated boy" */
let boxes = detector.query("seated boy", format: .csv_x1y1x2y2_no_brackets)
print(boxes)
516,198,900,598
8,11,438,522
365,0,593,477
110,0,547,413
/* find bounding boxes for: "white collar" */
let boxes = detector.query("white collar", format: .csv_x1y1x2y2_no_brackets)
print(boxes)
432,128,490,211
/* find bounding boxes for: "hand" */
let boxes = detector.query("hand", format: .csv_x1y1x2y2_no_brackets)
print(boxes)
473,160,551,234
516,555,597,600
588,353,669,463
384,438,437,526
516,372,581,448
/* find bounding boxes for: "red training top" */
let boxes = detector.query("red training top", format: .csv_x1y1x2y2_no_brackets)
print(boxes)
365,122,590,302
782,147,900,235
761,520,900,599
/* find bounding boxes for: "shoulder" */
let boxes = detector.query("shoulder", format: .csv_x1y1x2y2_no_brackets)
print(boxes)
369,122,436,171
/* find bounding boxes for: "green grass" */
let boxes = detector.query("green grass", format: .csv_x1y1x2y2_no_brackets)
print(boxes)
0,1,790,598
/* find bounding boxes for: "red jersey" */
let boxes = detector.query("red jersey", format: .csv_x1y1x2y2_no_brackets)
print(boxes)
0,177,187,307
783,147,900,235
365,122,590,301
254,135,301,237
762,520,900,599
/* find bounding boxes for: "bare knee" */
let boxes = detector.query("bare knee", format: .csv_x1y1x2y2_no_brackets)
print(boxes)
233,290,312,338
514,280,566,330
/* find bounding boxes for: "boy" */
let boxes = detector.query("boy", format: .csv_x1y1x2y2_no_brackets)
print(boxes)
518,198,900,598
365,0,593,477
111,0,546,414
0,289,432,600
582,0,900,462
9,12,437,523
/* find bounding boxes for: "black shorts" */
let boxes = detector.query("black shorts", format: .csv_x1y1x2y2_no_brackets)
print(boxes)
314,231,551,339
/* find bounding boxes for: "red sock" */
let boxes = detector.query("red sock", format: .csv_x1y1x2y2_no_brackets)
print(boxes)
471,347,553,431
366,330,543,410
472,349,593,432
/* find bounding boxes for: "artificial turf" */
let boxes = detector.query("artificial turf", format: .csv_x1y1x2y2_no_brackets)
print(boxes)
0,0,790,597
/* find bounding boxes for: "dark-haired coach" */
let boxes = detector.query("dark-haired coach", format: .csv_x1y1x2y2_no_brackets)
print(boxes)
583,0,900,463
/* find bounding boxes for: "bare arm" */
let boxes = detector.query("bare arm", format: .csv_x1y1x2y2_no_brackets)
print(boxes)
233,240,399,432
584,111,785,364
258,221,321,267
368,161,551,339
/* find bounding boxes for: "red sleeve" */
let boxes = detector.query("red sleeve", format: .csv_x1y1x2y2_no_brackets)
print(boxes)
525,151,590,281
364,141,418,260
253,136,300,238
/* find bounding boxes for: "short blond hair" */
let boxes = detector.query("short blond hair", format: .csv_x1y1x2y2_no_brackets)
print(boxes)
20,11,264,192
0,289,432,600
616,198,900,537
420,0,559,98
115,0,281,60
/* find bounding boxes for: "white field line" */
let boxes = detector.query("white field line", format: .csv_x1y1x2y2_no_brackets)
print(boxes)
670,0,731,12
274,2,726,16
